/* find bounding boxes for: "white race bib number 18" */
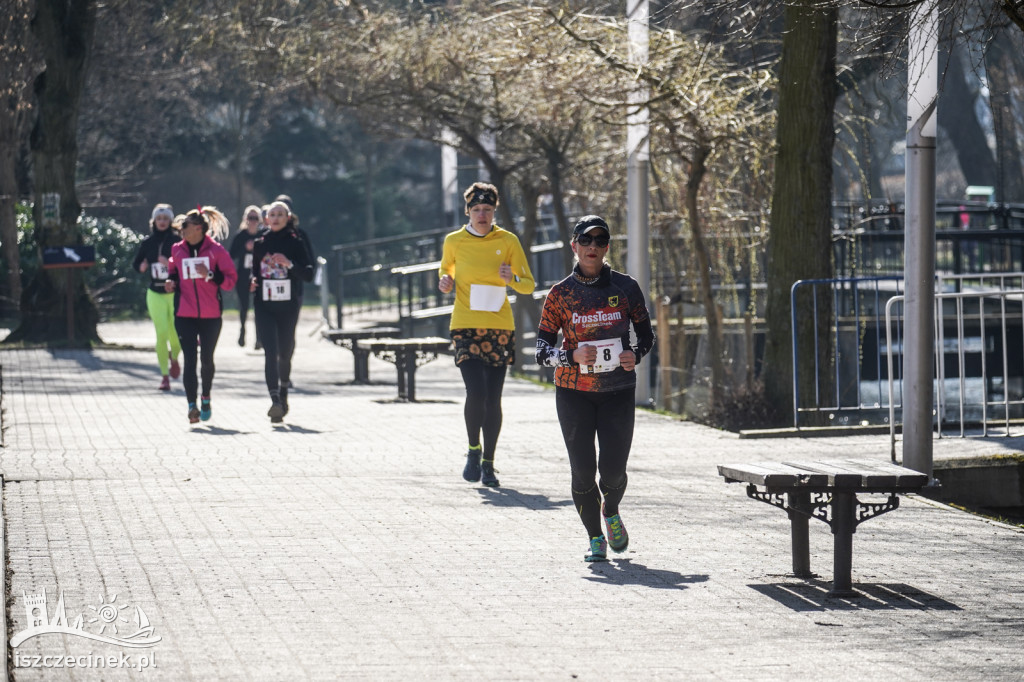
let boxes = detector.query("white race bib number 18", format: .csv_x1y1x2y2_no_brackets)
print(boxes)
579,338,623,374
262,278,292,301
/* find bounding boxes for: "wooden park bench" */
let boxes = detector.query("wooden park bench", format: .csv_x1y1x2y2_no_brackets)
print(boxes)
717,459,929,596
321,327,401,383
361,336,452,402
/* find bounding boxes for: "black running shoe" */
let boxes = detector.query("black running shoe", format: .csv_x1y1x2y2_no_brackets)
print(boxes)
268,399,285,423
463,449,481,482
481,459,499,487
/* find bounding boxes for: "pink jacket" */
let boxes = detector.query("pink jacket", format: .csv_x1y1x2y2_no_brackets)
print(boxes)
167,237,238,318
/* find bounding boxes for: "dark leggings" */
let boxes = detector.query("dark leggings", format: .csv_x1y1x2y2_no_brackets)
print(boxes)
459,360,508,461
236,272,251,327
555,386,635,539
175,316,223,403
254,299,302,395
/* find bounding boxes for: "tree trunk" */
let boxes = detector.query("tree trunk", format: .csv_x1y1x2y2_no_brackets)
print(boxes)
683,143,725,412
984,31,1024,203
7,0,99,345
761,1,837,424
0,0,32,319
939,47,996,187
546,155,574,272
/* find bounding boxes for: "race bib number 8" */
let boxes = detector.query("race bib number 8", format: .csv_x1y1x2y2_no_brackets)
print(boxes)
579,338,623,374
262,279,292,301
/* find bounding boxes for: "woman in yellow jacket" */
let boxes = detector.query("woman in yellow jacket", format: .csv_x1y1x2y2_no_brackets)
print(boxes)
439,182,535,487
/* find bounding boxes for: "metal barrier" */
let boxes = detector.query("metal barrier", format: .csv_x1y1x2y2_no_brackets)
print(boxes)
792,273,1024,431
885,283,1024,457
791,276,905,427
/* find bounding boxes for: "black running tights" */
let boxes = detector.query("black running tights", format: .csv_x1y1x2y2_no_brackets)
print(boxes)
555,386,635,539
459,360,507,461
254,299,301,395
175,316,222,403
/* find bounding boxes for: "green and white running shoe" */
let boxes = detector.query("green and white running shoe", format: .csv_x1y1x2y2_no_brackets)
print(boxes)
604,512,629,553
585,535,608,562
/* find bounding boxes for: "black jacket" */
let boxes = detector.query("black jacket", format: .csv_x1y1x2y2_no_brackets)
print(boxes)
132,228,179,293
251,225,314,304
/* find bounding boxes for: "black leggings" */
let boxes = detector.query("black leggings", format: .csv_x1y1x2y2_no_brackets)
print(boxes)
236,271,252,326
254,299,301,395
175,316,223,403
555,386,635,539
459,360,507,461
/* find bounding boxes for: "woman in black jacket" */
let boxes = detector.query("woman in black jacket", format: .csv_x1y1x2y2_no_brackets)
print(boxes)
250,200,314,422
229,204,265,348
132,203,182,391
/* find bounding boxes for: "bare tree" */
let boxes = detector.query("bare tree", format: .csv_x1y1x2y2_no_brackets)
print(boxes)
0,0,36,317
7,0,99,345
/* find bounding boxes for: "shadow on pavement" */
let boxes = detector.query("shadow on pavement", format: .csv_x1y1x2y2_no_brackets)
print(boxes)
191,426,248,436
585,558,709,590
750,580,961,611
475,486,573,510
271,423,323,434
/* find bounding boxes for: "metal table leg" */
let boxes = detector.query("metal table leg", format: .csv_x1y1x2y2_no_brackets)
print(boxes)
352,344,371,383
787,491,812,578
829,491,856,597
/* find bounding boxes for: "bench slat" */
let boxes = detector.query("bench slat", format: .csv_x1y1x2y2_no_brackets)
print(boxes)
832,459,929,487
717,462,829,487
364,337,451,352
788,459,897,487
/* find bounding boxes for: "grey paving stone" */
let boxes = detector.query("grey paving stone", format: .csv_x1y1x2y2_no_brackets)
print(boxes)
1,312,1023,681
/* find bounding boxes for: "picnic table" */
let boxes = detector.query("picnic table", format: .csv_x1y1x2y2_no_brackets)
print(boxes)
717,459,930,596
321,327,401,383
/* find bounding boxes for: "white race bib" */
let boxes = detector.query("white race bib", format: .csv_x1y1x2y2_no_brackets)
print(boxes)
150,262,168,280
469,284,506,312
579,338,624,374
262,278,292,301
181,257,210,280
243,253,253,269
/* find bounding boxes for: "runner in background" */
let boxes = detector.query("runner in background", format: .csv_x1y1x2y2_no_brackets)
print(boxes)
230,205,265,348
438,182,535,487
132,203,182,391
535,215,654,562
250,200,313,423
164,206,238,424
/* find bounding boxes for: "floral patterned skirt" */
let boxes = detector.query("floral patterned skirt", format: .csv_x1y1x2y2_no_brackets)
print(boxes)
451,328,516,367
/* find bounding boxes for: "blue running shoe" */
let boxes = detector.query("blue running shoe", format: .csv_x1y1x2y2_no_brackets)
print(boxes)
200,398,211,422
604,512,629,553
585,535,607,562
187,402,200,424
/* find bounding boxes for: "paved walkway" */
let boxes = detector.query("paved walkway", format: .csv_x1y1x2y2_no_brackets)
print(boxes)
2,310,1023,680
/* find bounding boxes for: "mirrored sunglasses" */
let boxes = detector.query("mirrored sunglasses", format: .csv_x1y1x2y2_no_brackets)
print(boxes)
575,233,610,247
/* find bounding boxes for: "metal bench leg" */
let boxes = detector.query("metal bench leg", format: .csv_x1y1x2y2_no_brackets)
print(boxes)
395,351,408,400
787,491,812,578
830,491,856,597
406,353,417,402
352,347,371,383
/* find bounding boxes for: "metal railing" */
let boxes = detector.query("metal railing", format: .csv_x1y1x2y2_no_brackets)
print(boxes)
792,272,1024,433
885,283,1024,457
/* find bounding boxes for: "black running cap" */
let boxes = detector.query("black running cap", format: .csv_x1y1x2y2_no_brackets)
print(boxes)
572,215,610,236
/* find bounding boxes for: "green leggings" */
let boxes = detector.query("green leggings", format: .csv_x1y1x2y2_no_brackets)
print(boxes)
147,289,181,375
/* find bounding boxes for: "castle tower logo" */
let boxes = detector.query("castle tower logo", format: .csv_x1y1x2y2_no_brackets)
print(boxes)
11,588,161,649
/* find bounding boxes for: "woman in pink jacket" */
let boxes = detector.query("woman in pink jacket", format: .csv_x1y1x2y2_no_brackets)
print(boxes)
164,206,238,424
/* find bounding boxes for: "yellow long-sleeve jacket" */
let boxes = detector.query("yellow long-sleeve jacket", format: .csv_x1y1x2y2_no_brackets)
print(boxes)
439,225,536,330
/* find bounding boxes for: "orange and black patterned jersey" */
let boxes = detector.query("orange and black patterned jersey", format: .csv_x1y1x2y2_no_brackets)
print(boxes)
536,264,654,392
